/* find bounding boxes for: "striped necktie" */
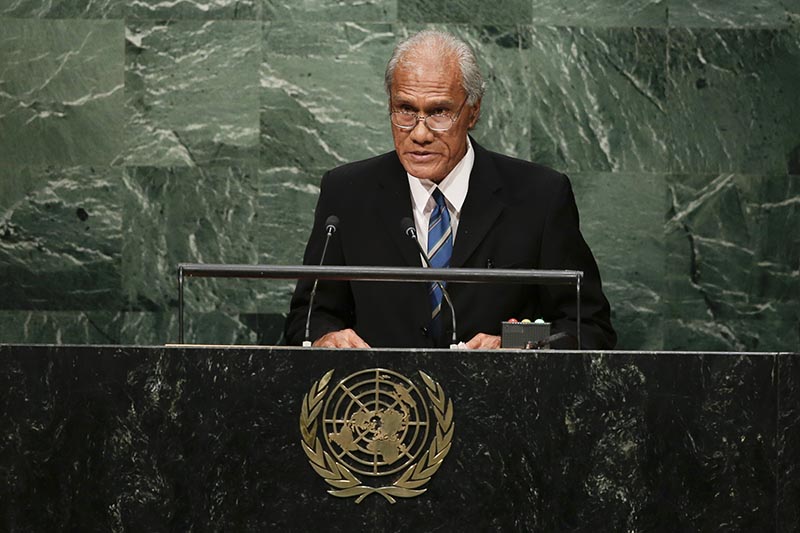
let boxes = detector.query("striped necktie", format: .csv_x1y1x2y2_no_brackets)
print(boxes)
427,188,453,333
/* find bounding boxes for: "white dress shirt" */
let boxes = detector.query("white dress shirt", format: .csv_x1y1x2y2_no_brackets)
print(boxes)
406,137,474,258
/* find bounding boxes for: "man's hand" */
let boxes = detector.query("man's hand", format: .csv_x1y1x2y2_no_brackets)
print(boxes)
464,333,501,350
312,328,371,349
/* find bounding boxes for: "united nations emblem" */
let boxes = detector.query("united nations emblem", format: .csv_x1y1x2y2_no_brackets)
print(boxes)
299,368,454,503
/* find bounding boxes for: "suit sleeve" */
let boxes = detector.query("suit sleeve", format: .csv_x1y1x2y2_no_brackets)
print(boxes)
538,175,617,349
283,172,355,345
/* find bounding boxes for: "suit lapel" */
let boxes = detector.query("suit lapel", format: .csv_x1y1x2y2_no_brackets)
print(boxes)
450,140,505,267
375,153,420,267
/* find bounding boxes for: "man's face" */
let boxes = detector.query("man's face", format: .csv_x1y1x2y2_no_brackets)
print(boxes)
390,53,481,182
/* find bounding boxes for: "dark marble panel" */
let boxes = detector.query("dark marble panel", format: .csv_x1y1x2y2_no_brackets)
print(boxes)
124,20,260,167
0,346,789,531
791,144,800,175
121,166,294,314
527,26,670,173
668,0,794,28
572,172,666,350
378,352,776,530
368,351,538,530
397,0,531,24
667,28,800,174
264,0,395,21
533,353,654,530
531,0,667,28
0,19,124,165
2,347,178,529
665,173,800,351
779,352,800,532
0,0,122,18
636,352,777,530
126,0,260,20
0,166,124,310
0,346,380,530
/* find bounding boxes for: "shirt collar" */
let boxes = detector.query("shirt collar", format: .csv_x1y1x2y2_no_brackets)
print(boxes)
407,136,474,213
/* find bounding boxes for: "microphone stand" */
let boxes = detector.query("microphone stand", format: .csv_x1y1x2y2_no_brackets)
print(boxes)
402,219,458,349
303,216,338,347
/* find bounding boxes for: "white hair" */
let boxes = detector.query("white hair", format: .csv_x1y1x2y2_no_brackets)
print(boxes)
384,30,486,107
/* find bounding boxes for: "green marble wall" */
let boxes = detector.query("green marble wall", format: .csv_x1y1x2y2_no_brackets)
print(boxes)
0,1,798,350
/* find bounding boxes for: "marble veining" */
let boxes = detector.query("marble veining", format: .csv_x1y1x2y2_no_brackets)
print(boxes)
527,26,670,173
531,0,667,28
0,0,122,18
260,22,395,171
667,28,800,174
0,2,798,351
572,172,666,350
264,0,395,22
665,173,799,350
121,165,292,315
0,19,124,165
128,0,260,20
0,166,124,310
124,20,260,166
668,0,796,28
397,0,532,24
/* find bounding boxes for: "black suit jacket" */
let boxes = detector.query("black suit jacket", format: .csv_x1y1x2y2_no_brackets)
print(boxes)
285,139,616,349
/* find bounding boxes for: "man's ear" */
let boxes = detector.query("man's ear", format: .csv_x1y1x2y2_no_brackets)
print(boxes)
467,99,482,129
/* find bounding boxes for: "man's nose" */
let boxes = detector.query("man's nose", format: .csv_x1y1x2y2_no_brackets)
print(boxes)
409,116,434,143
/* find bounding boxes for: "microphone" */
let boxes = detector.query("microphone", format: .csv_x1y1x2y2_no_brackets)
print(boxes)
400,217,458,348
303,215,339,347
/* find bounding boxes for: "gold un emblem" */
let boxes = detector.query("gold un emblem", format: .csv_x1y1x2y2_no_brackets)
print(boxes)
300,368,454,503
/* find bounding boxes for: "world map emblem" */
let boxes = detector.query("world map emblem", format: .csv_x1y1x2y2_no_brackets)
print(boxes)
299,368,454,503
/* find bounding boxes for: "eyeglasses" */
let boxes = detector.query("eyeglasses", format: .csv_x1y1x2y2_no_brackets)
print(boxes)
390,98,468,132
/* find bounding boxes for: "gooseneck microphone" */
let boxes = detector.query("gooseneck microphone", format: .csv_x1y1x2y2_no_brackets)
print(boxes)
400,217,458,348
303,215,340,347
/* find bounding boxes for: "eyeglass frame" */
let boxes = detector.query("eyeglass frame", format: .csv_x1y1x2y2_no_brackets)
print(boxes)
389,97,469,132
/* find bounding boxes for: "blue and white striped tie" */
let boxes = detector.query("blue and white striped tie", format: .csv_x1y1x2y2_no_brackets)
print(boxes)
427,188,453,333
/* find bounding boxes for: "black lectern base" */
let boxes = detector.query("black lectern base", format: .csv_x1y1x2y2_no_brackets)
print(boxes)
2,345,798,531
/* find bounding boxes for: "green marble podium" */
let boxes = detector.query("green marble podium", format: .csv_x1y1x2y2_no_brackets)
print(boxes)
2,344,798,531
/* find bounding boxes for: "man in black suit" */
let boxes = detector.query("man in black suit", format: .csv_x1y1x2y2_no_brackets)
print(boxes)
285,30,616,350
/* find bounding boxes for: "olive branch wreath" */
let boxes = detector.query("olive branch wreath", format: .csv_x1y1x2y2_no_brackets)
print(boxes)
299,369,454,504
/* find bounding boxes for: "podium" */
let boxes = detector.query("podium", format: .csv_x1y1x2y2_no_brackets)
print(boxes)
2,344,798,531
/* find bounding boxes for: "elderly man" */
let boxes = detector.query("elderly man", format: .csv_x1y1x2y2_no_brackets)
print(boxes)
284,30,616,350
